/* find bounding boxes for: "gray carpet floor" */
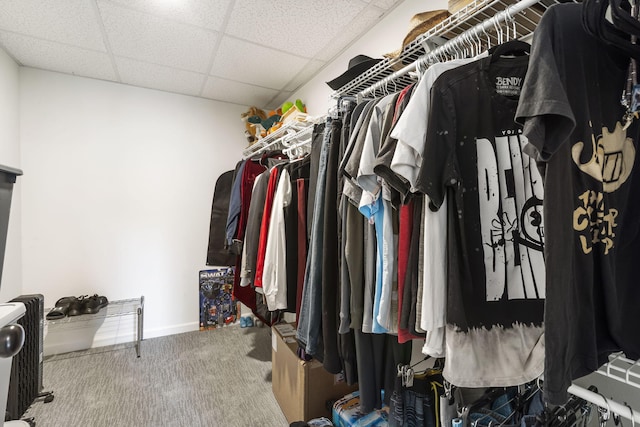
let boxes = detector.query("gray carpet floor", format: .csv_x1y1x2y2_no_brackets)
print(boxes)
24,325,288,427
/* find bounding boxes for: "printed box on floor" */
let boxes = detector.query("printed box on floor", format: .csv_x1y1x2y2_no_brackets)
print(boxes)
332,391,389,427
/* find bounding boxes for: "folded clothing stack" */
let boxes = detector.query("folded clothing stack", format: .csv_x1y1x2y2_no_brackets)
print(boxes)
46,294,109,320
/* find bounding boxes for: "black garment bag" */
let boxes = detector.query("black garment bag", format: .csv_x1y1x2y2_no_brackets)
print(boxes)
206,170,236,266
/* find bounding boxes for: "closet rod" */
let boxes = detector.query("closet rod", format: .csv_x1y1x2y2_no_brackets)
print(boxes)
358,0,542,98
567,383,640,423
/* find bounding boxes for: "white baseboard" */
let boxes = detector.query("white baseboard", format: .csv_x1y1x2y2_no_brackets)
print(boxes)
142,321,200,339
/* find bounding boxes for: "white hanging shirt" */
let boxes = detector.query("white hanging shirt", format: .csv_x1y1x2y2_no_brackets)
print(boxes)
390,56,486,192
262,168,291,311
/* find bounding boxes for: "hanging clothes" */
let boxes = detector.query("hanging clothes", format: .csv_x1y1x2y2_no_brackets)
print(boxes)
224,160,246,254
390,55,487,194
239,171,268,289
322,118,345,374
516,2,640,405
396,198,423,344
206,170,236,266
297,121,332,358
295,178,308,318
417,54,545,388
399,195,427,342
284,158,311,315
357,93,397,335
253,163,286,290
262,168,292,311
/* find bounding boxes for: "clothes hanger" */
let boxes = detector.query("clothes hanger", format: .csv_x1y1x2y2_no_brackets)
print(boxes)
466,32,476,57
473,27,483,56
259,150,288,166
489,39,531,63
461,33,470,58
493,15,504,46
482,24,492,50
470,392,519,427
487,12,531,62
461,387,507,425
583,0,640,61
610,0,640,37
471,383,541,427
456,38,464,59
596,392,611,427
625,402,636,427
546,386,597,427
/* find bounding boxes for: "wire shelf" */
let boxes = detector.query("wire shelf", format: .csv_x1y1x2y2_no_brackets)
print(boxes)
242,117,321,159
595,352,640,391
331,0,557,98
45,297,143,325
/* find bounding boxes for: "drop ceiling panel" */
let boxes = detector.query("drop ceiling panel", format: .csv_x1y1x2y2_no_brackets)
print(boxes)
0,31,117,81
210,36,308,90
98,1,218,73
105,0,233,31
0,0,106,52
116,57,205,97
225,0,369,58
316,6,386,62
202,77,279,107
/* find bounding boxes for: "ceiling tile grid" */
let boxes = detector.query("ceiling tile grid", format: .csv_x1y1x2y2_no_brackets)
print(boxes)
0,0,403,108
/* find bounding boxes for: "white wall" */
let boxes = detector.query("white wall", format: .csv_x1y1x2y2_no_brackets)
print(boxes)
19,68,246,342
293,0,448,115
0,48,22,302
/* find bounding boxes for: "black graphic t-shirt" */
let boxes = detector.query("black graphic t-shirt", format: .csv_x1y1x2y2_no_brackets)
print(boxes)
516,3,640,405
417,55,545,387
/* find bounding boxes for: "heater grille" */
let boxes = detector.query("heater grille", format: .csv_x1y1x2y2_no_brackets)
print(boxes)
7,294,44,420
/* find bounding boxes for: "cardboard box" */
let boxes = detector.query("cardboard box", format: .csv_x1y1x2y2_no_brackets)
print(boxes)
272,323,358,424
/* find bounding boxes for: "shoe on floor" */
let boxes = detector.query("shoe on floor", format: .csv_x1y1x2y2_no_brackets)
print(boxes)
67,295,87,317
82,294,109,315
46,296,77,320
245,316,254,327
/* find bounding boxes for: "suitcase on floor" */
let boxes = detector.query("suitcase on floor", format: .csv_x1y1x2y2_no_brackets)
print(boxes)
332,391,389,427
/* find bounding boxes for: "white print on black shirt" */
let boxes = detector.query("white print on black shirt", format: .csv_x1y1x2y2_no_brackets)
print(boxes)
477,134,545,301
495,77,523,97
572,122,635,254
